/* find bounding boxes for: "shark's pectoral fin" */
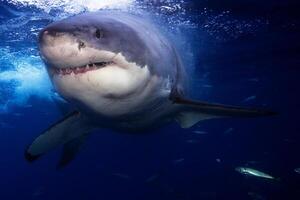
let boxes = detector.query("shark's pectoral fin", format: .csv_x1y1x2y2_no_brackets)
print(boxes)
175,112,217,129
25,111,92,165
171,94,277,128
57,134,88,169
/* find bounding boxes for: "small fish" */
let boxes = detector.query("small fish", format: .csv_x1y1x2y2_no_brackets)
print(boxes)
0,122,13,129
216,158,221,163
193,130,208,135
161,6,173,10
13,113,23,117
160,5,178,12
243,96,256,102
202,84,213,88
186,139,198,144
173,158,185,164
145,174,159,183
294,168,300,174
224,128,234,134
246,161,261,165
32,186,45,197
235,167,275,180
112,173,131,179
248,78,259,82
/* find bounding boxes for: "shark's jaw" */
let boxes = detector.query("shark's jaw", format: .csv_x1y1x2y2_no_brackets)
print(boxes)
46,52,164,118
51,61,115,75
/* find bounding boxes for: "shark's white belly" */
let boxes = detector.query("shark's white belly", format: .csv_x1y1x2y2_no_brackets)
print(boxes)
52,62,172,120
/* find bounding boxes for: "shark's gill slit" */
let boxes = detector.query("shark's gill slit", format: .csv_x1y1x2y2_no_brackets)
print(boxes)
54,61,114,75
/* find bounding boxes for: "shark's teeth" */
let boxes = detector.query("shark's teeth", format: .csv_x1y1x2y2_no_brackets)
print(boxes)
54,61,114,75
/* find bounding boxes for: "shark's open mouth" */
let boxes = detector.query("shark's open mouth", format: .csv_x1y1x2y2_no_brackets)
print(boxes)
53,61,114,75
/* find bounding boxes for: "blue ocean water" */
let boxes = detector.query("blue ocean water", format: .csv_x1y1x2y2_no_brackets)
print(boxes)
0,0,300,199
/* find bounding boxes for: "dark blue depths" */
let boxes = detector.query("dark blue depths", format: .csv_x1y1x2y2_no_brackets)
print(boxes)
0,0,300,199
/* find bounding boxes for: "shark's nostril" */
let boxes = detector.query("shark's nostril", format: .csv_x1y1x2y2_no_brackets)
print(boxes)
78,41,85,50
39,30,50,43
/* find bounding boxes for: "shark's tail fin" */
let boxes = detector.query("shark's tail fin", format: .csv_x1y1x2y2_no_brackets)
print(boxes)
25,111,92,168
171,95,277,128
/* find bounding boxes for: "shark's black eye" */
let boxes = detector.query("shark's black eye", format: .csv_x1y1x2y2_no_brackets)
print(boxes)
95,29,102,39
78,41,85,50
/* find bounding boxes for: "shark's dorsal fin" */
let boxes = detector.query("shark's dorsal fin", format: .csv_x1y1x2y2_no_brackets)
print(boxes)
170,91,277,128
25,111,92,167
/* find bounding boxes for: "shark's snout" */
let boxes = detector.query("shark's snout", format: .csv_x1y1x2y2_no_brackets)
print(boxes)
38,29,49,46
39,28,84,49
40,28,84,43
38,26,95,70
39,28,61,45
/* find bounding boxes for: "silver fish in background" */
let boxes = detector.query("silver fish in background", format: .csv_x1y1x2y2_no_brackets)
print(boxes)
235,167,275,180
294,168,300,174
173,158,185,165
112,173,131,179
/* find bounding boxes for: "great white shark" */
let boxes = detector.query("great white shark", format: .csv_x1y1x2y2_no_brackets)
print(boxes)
25,11,276,168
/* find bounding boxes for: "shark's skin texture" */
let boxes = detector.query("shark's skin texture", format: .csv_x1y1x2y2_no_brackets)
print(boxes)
39,11,185,131
25,11,275,167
